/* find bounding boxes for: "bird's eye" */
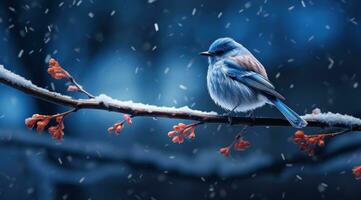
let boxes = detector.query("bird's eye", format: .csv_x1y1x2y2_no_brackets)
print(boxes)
215,50,225,55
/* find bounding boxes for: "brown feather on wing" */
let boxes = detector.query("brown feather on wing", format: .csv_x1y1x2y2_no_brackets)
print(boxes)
230,54,268,79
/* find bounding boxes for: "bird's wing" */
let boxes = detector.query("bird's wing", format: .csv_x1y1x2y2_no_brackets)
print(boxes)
221,59,285,100
229,54,268,79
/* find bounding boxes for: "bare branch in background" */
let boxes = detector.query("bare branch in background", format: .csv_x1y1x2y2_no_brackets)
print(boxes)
0,130,359,182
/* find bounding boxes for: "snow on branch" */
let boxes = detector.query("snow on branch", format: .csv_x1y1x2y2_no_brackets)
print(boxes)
1,63,360,130
302,108,361,127
1,59,361,179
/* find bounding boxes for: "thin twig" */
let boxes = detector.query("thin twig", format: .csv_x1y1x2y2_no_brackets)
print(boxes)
68,76,95,98
52,108,78,118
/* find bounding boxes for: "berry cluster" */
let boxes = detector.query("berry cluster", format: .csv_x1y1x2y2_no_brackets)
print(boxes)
25,113,67,140
219,138,251,157
293,130,326,156
167,123,197,144
107,114,133,134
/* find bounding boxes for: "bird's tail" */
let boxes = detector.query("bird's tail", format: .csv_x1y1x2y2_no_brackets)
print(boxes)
270,98,307,128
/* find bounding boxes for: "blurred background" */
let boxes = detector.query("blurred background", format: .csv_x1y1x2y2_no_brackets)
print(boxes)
0,0,361,199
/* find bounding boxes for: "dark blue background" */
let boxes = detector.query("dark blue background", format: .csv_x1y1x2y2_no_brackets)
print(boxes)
0,0,361,199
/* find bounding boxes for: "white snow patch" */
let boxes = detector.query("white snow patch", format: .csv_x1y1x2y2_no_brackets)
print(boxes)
0,65,35,87
92,94,218,116
0,65,217,116
302,108,361,126
192,8,196,16
327,57,334,69
179,84,187,90
0,65,72,99
154,23,159,32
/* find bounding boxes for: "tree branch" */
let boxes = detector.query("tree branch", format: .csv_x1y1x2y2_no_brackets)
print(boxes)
2,60,361,178
1,64,361,130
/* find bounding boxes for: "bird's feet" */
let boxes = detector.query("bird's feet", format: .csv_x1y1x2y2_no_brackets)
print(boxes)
246,110,255,121
222,111,236,125
222,110,255,125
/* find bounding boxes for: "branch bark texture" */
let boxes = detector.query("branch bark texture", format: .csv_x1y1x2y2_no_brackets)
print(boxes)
1,65,360,130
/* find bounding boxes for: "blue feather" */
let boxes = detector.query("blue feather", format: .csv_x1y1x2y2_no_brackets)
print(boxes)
205,37,307,128
270,98,307,128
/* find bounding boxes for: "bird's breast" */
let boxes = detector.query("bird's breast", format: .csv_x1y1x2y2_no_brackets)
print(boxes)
206,65,267,112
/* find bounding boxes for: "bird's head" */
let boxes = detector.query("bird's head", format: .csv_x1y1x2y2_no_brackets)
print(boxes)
200,37,242,64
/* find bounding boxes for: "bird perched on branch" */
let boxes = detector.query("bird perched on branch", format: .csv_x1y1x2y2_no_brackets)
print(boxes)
200,37,307,128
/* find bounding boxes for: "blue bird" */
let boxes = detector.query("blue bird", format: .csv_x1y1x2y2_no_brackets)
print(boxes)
200,37,307,128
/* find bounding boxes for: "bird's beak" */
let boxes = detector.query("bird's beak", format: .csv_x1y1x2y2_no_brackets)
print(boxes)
199,51,213,56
